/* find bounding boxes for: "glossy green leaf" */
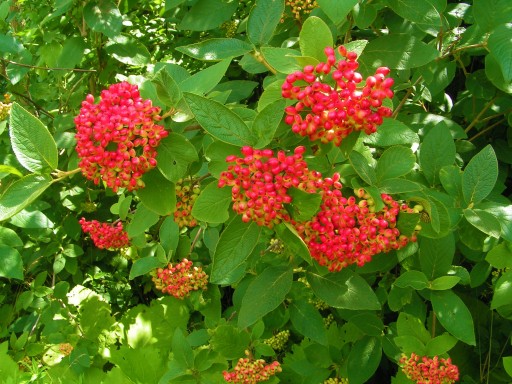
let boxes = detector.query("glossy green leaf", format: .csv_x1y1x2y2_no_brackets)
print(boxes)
289,301,328,345
376,146,415,183
317,0,358,25
105,35,150,66
349,150,376,186
379,179,422,194
55,36,86,69
192,183,232,224
299,16,333,62
152,67,182,108
182,59,232,95
463,208,502,238
0,245,23,280
252,99,286,148
419,234,455,279
247,0,284,47
83,0,122,38
285,187,322,222
179,0,237,31
307,269,381,310
491,270,512,309
429,276,461,290
137,169,176,216
426,333,458,356
431,290,476,345
238,265,293,329
156,134,198,183
394,270,429,290
485,53,512,93
211,216,262,284
184,92,256,146
439,165,463,198
260,47,302,74
0,174,52,221
0,227,22,247
387,0,446,32
347,336,382,384
359,35,439,70
172,328,194,369
9,103,58,173
397,313,431,344
419,122,456,186
473,0,512,32
486,243,512,269
462,145,498,205
176,38,253,61
126,203,160,238
504,356,512,377
129,256,164,280
275,222,312,265
348,313,384,337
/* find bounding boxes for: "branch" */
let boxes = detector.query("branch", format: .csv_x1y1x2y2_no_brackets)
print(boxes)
0,58,96,73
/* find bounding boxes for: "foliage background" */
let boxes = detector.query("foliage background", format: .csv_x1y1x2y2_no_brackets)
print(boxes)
0,0,512,383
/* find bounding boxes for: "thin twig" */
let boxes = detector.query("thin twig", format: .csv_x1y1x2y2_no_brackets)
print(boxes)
189,227,203,256
468,118,506,142
10,91,54,119
0,58,96,73
392,76,423,118
251,51,277,75
465,96,497,133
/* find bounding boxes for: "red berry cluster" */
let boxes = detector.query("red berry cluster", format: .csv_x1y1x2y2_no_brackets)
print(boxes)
79,218,130,250
219,146,418,271
218,146,323,228
151,258,208,299
75,82,168,192
223,351,282,383
297,187,416,272
174,178,200,228
400,353,459,384
282,46,394,146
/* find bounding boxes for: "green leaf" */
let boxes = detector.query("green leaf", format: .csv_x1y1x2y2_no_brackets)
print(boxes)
211,216,262,284
419,234,455,279
152,67,182,108
184,92,255,146
191,183,232,224
260,47,302,74
396,211,421,237
126,203,160,237
397,313,431,345
359,35,439,70
426,333,458,356
285,187,322,222
439,165,463,198
0,245,23,280
463,208,502,238
176,38,253,61
349,150,376,185
299,16,333,62
429,276,461,290
275,222,312,265
83,0,122,38
0,165,23,178
0,227,23,247
419,122,456,186
462,145,498,205
348,313,384,337
504,356,512,377
431,290,476,345
252,99,286,148
387,0,446,32
488,23,512,82
156,134,198,183
172,328,194,369
105,35,150,66
347,336,382,384
55,36,86,69
181,59,232,96
247,0,285,47
0,174,52,221
110,345,166,383
486,243,512,269
473,0,512,32
491,270,512,309
210,324,251,359
129,256,164,280
394,270,429,290
137,169,176,216
289,301,328,345
238,265,293,329
379,179,422,194
307,269,381,310
376,146,415,183
178,0,238,31
9,103,58,173
317,0,358,25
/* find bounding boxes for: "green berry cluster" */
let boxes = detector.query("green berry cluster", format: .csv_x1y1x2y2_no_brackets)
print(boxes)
221,20,239,38
174,178,201,228
285,0,318,22
310,298,330,311
324,378,349,384
264,330,290,351
0,94,12,121
323,313,335,328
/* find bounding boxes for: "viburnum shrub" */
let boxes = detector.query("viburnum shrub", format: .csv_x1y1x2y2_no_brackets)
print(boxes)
174,178,200,228
223,350,282,383
400,353,460,384
74,81,168,192
282,46,394,146
78,218,130,250
218,146,323,227
151,258,208,299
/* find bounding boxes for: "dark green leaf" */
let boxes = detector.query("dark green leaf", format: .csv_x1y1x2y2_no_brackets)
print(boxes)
129,256,163,280
429,276,461,290
379,179,422,194
462,145,498,205
0,174,52,221
419,234,455,279
347,336,382,384
210,324,251,359
211,216,262,284
252,99,285,148
394,270,429,290
426,333,458,356
247,0,285,47
0,245,23,280
178,0,237,31
289,301,328,345
176,38,253,61
419,122,456,186
299,16,333,61
172,328,194,369
184,92,255,146
486,243,512,269
307,269,381,310
349,150,376,185
9,103,58,173
439,165,463,198
238,266,293,329
156,134,198,183
126,203,160,237
463,208,502,238
376,146,415,182
431,290,476,345
83,0,122,38
387,0,446,32
56,37,86,69
348,313,384,337
285,187,322,222
275,222,312,265
473,0,512,32
192,183,232,224
491,270,512,309
152,67,182,108
397,313,431,344
137,169,176,216
317,0,358,24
